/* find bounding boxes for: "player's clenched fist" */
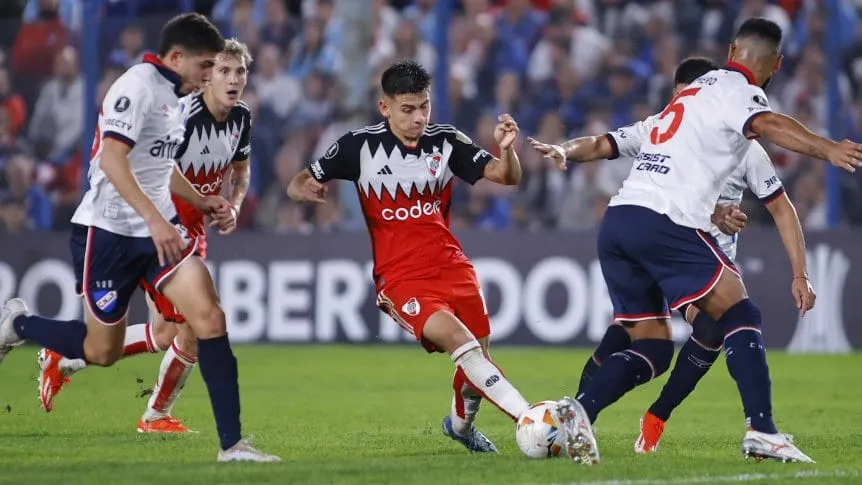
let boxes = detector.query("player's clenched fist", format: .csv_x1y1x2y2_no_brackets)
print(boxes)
527,137,567,171
197,195,231,216
288,176,328,204
201,195,238,235
494,114,519,150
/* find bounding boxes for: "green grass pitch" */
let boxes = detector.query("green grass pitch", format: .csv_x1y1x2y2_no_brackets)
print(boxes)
0,345,859,484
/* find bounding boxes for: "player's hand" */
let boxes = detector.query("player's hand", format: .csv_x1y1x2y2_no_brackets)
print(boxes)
196,195,231,216
827,139,862,173
791,277,816,317
209,204,238,235
291,177,328,204
527,137,567,171
711,204,747,235
494,114,519,151
148,217,186,267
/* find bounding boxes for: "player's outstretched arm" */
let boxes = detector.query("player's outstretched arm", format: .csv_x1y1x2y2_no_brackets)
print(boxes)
287,169,328,204
764,192,815,316
527,135,615,171
749,113,862,173
483,114,522,185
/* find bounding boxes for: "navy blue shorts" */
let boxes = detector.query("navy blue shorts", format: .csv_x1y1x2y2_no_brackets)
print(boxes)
70,221,199,325
598,205,739,321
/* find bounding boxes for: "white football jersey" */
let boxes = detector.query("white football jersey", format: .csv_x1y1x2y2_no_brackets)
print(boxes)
710,141,783,260
607,65,773,231
607,105,784,261
72,54,186,237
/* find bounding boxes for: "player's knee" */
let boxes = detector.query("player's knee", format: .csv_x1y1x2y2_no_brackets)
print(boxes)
716,298,762,336
690,312,723,350
630,338,675,378
422,310,475,355
151,321,177,351
86,345,123,367
188,303,226,339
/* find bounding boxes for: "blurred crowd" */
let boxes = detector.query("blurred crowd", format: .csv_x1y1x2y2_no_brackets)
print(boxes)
2,0,862,235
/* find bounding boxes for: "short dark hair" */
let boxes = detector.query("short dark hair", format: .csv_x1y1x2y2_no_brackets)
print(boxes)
381,60,432,98
735,17,782,50
158,13,225,57
674,57,718,85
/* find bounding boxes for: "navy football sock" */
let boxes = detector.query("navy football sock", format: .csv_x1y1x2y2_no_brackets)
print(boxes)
648,312,721,421
197,335,242,450
719,299,777,434
13,315,87,360
578,324,631,395
578,339,674,423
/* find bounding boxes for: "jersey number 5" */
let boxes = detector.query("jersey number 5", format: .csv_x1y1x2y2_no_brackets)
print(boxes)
650,87,701,144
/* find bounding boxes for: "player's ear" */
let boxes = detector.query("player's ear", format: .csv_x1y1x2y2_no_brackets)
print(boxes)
773,54,783,74
378,98,389,119
727,42,736,62
167,48,183,68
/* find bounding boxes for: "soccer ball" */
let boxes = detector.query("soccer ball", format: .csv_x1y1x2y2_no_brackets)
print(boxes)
515,401,566,459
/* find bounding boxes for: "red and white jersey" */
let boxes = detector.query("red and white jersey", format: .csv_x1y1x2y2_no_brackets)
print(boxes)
72,54,185,237
307,121,493,287
173,93,251,239
607,63,773,231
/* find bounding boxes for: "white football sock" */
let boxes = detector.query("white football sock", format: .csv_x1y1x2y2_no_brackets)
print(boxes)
143,337,196,422
451,366,483,435
124,322,162,356
58,357,88,375
451,342,529,420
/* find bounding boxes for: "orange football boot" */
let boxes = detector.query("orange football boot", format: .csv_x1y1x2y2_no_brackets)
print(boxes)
635,411,665,453
136,416,194,433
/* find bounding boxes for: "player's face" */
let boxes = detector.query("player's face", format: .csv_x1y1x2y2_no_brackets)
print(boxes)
380,91,431,142
207,54,248,108
176,50,218,94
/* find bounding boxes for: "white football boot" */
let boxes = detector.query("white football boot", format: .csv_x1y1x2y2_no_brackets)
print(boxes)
555,396,600,465
0,298,28,365
217,438,282,462
742,430,815,463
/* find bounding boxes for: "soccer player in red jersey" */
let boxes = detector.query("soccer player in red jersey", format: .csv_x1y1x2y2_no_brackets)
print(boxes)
288,60,533,452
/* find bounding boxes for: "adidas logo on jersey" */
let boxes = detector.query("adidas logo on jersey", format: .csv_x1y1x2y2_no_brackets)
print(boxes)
377,165,393,175
200,146,210,155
